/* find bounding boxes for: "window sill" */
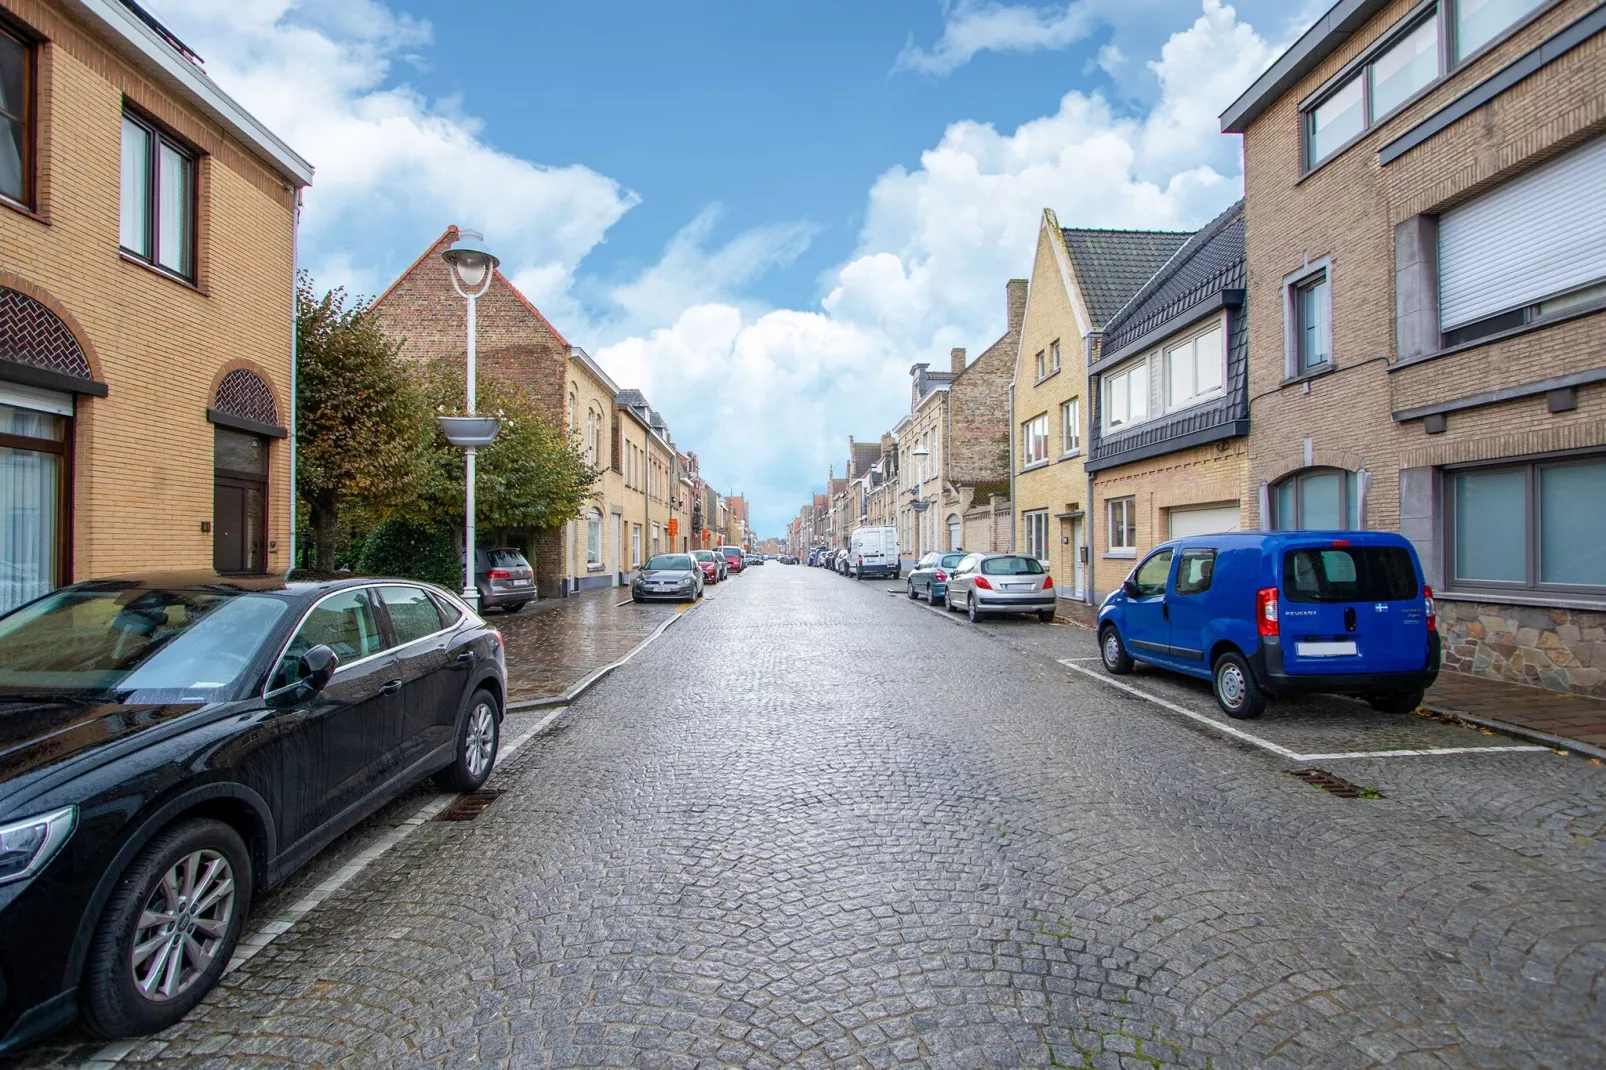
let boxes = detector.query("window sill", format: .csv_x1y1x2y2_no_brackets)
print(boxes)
1390,298,1606,373
119,251,206,295
1033,368,1060,386
1438,587,1606,615
1103,550,1136,560
1018,459,1051,474
1058,448,1082,461
587,564,606,572
0,194,46,226
1280,363,1337,389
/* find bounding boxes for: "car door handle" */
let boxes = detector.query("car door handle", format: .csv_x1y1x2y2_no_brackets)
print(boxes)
455,651,476,665
378,679,403,695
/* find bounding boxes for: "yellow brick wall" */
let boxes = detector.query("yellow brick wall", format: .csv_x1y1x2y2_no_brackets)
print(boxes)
0,1,299,582
1014,213,1091,593
561,358,624,586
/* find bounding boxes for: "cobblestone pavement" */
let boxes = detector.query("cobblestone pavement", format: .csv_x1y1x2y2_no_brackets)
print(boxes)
15,566,1606,1068
495,586,686,703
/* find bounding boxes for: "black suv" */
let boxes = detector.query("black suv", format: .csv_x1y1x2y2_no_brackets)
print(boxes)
0,572,506,1050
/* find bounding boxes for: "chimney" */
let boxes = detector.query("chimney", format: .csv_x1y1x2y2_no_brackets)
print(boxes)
950,347,967,374
1006,279,1028,336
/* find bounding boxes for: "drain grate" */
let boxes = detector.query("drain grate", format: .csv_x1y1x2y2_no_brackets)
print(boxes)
1288,768,1381,799
436,790,502,821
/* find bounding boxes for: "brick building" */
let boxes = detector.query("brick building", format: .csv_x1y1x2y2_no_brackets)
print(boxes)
0,0,311,613
1222,0,1606,695
1086,202,1249,596
1013,211,1188,603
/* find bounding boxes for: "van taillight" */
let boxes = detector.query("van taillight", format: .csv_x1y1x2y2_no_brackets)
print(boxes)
1424,585,1436,631
1256,587,1279,637
973,577,993,590
488,568,511,580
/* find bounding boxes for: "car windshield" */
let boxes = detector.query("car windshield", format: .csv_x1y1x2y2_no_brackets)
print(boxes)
981,557,1045,575
0,587,289,700
1282,546,1417,603
646,555,693,571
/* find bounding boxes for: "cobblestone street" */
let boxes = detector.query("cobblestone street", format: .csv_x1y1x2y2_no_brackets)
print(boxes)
19,566,1606,1069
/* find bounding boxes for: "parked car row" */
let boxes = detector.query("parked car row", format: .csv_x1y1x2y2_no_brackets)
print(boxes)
0,572,508,1051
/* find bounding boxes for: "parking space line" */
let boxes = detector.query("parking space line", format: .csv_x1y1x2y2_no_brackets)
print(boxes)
1057,661,1549,763
82,708,567,1070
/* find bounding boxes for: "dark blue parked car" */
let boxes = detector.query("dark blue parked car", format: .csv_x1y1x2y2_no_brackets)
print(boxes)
1097,532,1439,720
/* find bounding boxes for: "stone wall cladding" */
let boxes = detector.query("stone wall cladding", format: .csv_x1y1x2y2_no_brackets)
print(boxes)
0,0,298,579
1438,600,1606,697
1239,0,1606,693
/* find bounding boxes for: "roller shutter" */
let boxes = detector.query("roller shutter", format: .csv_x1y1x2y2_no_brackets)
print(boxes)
1169,504,1241,539
1438,135,1606,331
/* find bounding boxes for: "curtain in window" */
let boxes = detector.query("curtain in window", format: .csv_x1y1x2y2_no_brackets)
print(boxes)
1,443,59,614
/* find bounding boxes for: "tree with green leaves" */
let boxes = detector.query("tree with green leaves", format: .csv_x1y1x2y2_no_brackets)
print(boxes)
416,360,599,539
295,274,432,570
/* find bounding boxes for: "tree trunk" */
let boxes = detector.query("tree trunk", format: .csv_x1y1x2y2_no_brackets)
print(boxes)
310,491,339,572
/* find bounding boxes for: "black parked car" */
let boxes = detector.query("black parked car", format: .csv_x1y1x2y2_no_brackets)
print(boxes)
474,547,535,612
0,572,507,1051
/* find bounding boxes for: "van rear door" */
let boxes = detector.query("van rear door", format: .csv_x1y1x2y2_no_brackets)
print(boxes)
1278,542,1427,674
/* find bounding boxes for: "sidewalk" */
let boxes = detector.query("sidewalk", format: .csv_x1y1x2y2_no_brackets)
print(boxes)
1048,598,1606,759
493,586,686,706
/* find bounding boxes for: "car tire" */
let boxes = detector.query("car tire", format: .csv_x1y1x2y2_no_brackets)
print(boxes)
504,602,525,614
1099,626,1134,675
1212,651,1265,720
928,587,943,606
907,581,918,600
967,594,985,624
80,818,253,1039
1367,689,1425,714
944,590,957,613
1038,610,1055,624
435,688,501,792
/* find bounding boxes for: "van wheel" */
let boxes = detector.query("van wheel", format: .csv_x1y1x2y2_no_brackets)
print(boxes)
1100,626,1133,675
81,819,252,1039
1213,652,1265,720
1367,689,1425,714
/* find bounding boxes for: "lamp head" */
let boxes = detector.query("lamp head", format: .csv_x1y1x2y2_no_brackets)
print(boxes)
442,229,499,298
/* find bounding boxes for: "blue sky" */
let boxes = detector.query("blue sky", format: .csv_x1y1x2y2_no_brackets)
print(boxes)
154,0,1321,536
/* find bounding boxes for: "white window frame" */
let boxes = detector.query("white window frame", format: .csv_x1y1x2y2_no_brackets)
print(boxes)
1061,397,1080,455
1024,509,1050,562
1102,361,1149,433
1034,350,1046,381
586,510,603,568
1021,414,1049,466
1108,497,1136,554
1050,340,1061,373
1162,316,1227,413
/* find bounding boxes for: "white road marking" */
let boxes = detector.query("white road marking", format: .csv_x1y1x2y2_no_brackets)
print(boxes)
1056,661,1549,763
81,710,565,1070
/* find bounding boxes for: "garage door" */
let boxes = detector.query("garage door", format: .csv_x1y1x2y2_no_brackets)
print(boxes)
1170,504,1240,539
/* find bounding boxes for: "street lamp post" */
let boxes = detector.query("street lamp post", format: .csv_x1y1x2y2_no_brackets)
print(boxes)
438,231,501,611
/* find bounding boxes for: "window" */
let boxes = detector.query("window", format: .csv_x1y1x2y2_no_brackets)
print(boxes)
1307,75,1364,166
1024,510,1049,561
213,427,267,575
1021,414,1048,465
651,523,661,556
1175,549,1217,596
0,398,67,613
947,514,962,551
1291,271,1331,374
1273,467,1360,530
1164,323,1225,411
1439,135,1606,346
1034,350,1046,380
1448,456,1606,595
1284,547,1418,603
586,510,603,567
631,524,641,567
1108,498,1136,553
1050,340,1061,373
1103,362,1148,430
1372,16,1439,118
1456,0,1543,60
120,111,195,279
378,586,444,645
1061,398,1080,454
0,25,33,207
1132,549,1173,597
270,588,385,690
982,556,1045,575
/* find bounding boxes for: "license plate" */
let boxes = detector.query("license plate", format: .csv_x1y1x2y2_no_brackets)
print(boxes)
1296,641,1357,657
510,578,531,587
1004,583,1034,591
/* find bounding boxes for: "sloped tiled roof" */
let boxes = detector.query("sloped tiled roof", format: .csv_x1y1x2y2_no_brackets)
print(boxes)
1061,228,1192,329
616,388,648,409
851,441,880,478
1101,201,1245,357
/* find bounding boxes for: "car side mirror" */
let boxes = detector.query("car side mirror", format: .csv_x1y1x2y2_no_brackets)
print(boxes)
1122,579,1140,600
300,644,339,693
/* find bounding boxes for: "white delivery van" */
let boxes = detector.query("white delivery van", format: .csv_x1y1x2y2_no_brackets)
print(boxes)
849,526,900,580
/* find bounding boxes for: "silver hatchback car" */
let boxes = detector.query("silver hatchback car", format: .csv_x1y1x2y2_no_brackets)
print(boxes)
943,553,1056,623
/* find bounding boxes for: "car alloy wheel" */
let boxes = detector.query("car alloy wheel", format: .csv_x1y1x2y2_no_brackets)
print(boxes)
464,700,497,780
439,689,501,791
130,849,236,1003
968,594,983,624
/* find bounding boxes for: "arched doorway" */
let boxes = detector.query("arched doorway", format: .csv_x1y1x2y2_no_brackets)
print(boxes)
209,369,284,574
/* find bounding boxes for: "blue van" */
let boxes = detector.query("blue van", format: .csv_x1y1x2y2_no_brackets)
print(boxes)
1097,531,1440,719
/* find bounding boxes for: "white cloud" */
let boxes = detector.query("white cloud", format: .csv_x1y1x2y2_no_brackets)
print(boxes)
895,1,1095,75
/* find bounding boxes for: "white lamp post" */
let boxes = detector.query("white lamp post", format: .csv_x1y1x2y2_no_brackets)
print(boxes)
439,230,501,610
